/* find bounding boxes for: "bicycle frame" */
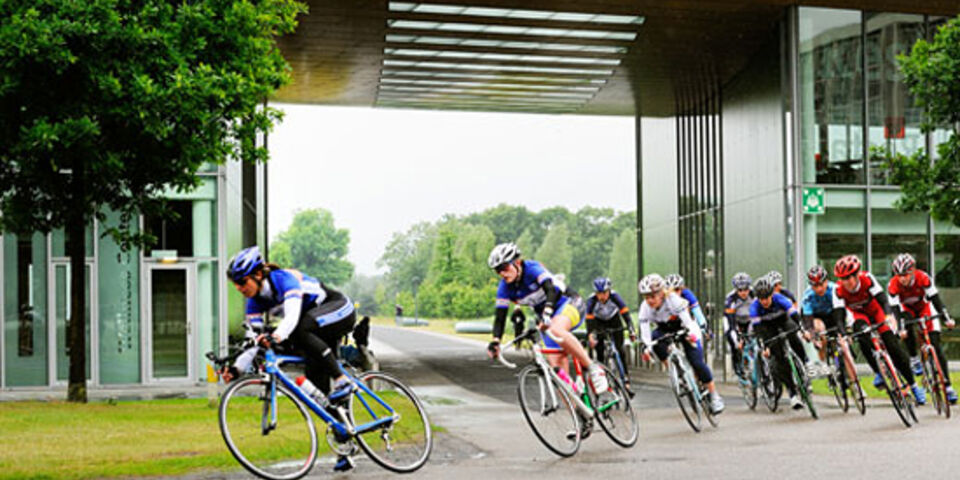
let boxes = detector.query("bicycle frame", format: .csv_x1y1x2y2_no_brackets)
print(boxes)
595,328,629,385
261,349,398,440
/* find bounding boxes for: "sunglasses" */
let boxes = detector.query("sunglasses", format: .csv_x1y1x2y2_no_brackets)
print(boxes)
495,263,511,273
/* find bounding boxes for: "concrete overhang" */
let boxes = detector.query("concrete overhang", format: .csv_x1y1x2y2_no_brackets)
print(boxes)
274,1,960,116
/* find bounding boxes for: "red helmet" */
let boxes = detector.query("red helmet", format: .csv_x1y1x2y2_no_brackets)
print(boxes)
891,253,916,276
807,265,828,285
834,255,861,279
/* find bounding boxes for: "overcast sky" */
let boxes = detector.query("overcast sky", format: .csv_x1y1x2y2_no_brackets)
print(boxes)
267,104,636,275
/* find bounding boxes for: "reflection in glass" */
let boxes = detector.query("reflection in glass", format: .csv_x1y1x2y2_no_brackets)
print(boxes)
55,264,92,381
934,227,960,359
870,208,928,285
798,7,864,184
152,269,188,378
815,206,866,272
865,13,925,185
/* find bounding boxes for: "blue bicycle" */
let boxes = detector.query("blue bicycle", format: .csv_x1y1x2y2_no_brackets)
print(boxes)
208,342,432,480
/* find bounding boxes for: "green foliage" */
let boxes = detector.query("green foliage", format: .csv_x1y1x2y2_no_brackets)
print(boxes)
343,274,382,316
890,16,960,227
269,208,354,286
515,228,538,259
535,222,572,277
609,229,639,305
377,221,435,295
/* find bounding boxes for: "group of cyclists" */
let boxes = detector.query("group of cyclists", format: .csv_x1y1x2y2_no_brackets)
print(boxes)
219,241,955,471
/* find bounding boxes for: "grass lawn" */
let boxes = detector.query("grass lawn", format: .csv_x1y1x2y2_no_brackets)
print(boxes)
811,371,960,399
0,391,428,480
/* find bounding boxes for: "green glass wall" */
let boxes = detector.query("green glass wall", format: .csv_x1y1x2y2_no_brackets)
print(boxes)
98,211,141,384
3,233,48,386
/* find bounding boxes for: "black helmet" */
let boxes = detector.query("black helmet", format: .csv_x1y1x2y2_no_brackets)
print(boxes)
753,277,775,299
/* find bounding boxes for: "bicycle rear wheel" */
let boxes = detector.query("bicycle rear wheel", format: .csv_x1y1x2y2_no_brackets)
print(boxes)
669,358,701,432
878,357,912,428
924,349,949,418
517,365,581,457
349,371,432,473
219,377,318,480
789,351,817,419
593,365,639,448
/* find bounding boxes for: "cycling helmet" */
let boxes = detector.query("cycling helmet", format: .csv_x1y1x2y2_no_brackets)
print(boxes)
766,270,783,286
593,277,612,292
753,277,775,299
638,274,665,295
227,246,263,283
488,243,520,270
807,265,828,285
834,255,861,279
891,253,916,276
731,272,752,290
664,273,685,290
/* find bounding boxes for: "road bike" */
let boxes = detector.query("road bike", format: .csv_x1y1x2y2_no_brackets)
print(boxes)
496,328,638,457
649,329,719,433
759,327,818,419
818,326,866,415
593,326,635,399
904,314,950,418
736,333,760,410
207,341,432,480
850,323,918,428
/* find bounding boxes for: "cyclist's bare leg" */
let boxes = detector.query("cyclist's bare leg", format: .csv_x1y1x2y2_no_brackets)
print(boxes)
547,351,571,377
813,318,827,362
544,314,593,369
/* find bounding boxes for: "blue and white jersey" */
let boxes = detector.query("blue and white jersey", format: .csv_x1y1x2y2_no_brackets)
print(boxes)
801,282,839,318
245,269,330,342
679,288,700,309
495,260,569,317
749,293,797,326
586,290,629,321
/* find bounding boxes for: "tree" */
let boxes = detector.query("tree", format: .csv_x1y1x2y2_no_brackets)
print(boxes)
0,0,305,402
377,222,435,297
270,208,354,286
889,17,960,226
609,229,639,306
515,228,538,263
535,223,572,278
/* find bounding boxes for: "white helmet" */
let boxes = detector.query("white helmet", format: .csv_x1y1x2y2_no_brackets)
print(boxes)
638,273,665,295
488,242,520,269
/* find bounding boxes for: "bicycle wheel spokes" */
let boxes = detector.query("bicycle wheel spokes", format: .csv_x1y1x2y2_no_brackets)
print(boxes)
758,357,780,412
517,365,581,457
671,359,702,432
924,350,948,418
594,366,639,448
841,346,867,415
350,371,432,473
791,352,817,419
878,359,912,428
219,378,318,480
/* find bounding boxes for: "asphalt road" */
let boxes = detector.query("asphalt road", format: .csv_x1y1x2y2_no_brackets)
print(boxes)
185,325,960,480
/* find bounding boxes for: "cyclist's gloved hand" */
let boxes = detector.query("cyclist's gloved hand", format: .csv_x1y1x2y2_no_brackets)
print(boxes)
487,340,500,359
945,313,955,329
219,365,239,383
687,333,698,346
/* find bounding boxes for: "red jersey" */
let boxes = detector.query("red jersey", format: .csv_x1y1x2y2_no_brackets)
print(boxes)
835,271,887,318
887,269,938,316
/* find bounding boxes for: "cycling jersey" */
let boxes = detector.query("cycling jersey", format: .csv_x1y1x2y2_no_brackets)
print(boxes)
801,282,839,318
835,271,892,333
639,293,701,349
777,288,797,304
888,269,950,332
585,290,634,334
495,260,569,317
749,293,797,327
724,289,754,331
679,288,709,329
245,268,352,341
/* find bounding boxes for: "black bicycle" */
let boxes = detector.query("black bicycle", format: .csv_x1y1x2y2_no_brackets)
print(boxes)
759,328,817,419
593,326,635,399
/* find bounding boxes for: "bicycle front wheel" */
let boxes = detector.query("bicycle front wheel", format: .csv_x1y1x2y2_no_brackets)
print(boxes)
517,365,581,457
740,355,758,410
594,365,639,448
757,356,781,412
670,358,701,432
840,345,866,415
878,356,912,428
349,371,433,473
219,377,318,480
924,349,949,418
789,351,817,419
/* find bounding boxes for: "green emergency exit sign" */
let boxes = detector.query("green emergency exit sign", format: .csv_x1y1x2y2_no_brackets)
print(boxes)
802,187,825,215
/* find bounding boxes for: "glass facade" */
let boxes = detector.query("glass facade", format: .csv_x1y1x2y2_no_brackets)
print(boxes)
3,233,49,386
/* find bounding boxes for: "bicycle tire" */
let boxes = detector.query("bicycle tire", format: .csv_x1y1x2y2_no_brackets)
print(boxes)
789,350,817,419
349,371,433,473
757,355,781,412
701,385,720,428
878,355,912,428
593,365,639,448
840,344,867,415
219,376,318,480
740,352,758,410
829,359,849,413
925,348,949,418
670,357,702,432
517,365,581,457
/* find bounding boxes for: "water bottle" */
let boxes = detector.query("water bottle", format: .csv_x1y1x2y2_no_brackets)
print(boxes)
295,376,328,407
554,367,579,394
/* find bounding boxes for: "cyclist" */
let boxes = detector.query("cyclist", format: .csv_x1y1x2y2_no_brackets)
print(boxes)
749,277,809,410
665,273,710,334
222,246,357,471
639,274,724,414
833,255,926,404
800,265,849,372
724,272,754,378
585,277,636,391
887,253,957,404
486,243,612,402
766,270,797,305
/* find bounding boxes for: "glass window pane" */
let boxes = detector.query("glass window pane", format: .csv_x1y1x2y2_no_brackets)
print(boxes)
865,13,925,185
934,223,960,359
54,264,91,382
870,208,929,286
151,269,188,378
799,7,864,185
98,210,141,384
51,224,95,258
809,190,866,273
3,233,49,386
